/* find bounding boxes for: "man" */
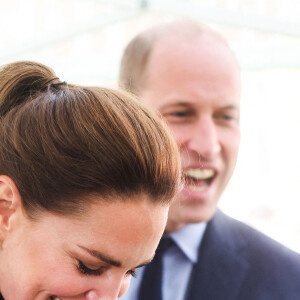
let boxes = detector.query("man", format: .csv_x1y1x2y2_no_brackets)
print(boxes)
119,21,300,300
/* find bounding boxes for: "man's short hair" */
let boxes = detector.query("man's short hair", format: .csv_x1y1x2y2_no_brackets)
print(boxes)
119,20,229,95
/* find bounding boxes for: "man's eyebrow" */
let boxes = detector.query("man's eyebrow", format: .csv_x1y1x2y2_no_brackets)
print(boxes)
160,103,239,110
160,102,191,109
78,245,155,269
219,104,239,110
78,245,122,267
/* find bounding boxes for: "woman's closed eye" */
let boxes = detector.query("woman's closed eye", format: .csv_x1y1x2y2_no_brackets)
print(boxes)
125,269,137,278
77,259,103,276
77,259,137,278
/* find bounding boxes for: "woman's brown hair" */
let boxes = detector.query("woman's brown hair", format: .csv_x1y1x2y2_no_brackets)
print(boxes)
0,61,181,218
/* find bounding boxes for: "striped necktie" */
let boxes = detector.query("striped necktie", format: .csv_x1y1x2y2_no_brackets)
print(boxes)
138,236,174,300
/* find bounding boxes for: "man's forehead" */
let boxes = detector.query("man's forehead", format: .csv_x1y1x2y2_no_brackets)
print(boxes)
151,29,227,56
142,30,241,109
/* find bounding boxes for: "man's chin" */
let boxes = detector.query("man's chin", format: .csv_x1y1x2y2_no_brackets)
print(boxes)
166,204,217,232
185,208,216,223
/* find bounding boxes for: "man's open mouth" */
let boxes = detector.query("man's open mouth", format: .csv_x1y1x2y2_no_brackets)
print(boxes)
183,168,216,192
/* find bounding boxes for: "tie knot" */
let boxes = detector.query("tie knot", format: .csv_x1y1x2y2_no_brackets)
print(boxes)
156,236,174,255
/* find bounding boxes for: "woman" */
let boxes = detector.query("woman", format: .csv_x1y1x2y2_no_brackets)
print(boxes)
0,61,181,300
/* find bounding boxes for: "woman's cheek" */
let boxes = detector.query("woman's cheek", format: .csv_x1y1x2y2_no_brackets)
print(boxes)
118,276,132,298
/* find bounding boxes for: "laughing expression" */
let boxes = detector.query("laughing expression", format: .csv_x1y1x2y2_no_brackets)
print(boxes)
141,34,241,231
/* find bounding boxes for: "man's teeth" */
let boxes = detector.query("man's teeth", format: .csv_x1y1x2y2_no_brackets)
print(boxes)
183,168,215,192
184,168,215,180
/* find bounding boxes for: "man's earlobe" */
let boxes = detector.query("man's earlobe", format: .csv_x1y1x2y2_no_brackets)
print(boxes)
0,176,22,238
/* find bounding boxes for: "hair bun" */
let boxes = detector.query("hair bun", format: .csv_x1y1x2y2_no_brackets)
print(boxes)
0,61,57,118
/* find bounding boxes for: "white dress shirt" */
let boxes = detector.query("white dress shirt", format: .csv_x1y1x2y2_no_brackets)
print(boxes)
120,222,207,300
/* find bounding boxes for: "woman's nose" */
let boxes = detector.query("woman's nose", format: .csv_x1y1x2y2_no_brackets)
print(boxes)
85,290,117,300
84,274,130,300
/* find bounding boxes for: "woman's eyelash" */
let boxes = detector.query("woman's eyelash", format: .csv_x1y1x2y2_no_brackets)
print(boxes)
77,259,102,276
77,259,137,278
126,269,137,278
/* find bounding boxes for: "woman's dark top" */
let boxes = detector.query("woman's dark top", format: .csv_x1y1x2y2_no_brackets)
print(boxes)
0,293,3,300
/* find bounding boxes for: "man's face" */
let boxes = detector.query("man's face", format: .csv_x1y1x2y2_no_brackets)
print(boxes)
141,35,241,232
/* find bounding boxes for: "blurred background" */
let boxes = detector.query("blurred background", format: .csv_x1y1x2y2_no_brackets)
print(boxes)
1,0,300,252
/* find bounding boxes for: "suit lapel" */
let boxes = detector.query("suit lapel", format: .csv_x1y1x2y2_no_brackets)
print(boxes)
186,210,249,300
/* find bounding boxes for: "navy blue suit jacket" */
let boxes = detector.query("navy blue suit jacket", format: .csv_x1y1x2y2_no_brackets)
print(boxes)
185,210,300,300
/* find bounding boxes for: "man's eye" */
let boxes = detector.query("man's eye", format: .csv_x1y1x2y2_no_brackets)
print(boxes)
215,113,237,122
221,114,233,120
172,111,188,117
77,259,102,276
165,111,191,118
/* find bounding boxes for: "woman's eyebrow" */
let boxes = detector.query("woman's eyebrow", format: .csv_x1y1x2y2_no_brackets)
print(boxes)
78,245,122,267
77,244,155,269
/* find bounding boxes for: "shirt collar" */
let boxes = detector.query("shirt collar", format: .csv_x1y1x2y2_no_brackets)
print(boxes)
169,222,207,263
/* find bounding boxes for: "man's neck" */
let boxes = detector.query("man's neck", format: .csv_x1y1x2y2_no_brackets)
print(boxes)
165,220,187,233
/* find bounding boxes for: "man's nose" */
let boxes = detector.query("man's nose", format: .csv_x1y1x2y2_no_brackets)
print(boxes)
187,117,221,160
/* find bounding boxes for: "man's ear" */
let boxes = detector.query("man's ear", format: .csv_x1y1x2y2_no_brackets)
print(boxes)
0,175,22,240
